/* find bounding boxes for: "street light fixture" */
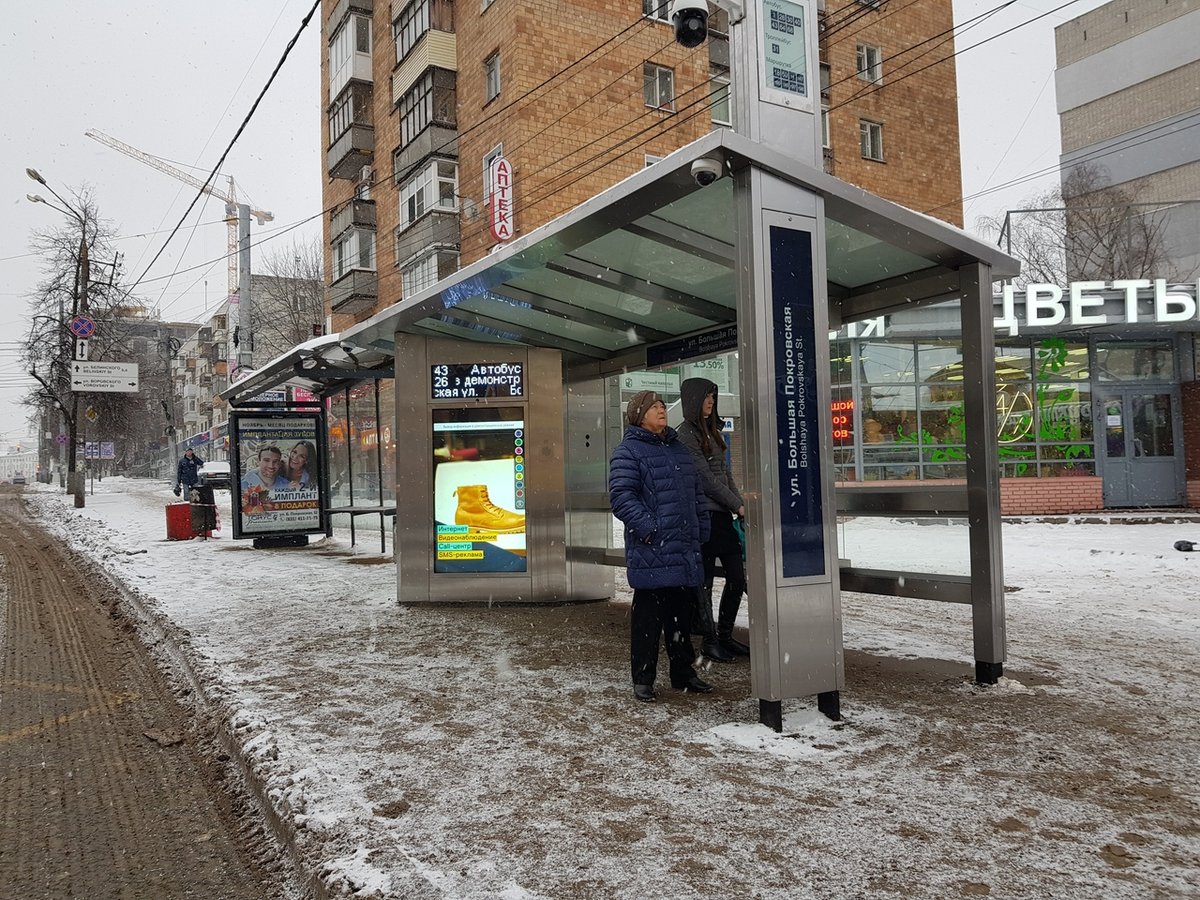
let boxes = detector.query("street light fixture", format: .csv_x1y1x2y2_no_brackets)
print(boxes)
25,167,88,507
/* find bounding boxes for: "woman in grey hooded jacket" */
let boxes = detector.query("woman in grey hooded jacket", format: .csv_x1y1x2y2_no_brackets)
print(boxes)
676,377,750,661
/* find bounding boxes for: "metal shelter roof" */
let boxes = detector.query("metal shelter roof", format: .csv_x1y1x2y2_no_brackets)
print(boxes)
221,130,1019,404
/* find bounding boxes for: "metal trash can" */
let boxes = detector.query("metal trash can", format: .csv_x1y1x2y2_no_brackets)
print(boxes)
189,484,217,536
166,502,195,541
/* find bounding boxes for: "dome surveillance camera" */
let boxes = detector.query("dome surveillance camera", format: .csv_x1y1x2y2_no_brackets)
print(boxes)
669,0,709,48
691,157,723,187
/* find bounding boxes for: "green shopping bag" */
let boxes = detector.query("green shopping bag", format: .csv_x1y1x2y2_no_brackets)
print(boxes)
731,516,746,561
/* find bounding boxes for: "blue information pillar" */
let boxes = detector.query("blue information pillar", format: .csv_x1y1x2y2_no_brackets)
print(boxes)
734,169,842,727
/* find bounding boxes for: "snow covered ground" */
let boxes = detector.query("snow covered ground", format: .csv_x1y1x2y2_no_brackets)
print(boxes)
19,477,1200,898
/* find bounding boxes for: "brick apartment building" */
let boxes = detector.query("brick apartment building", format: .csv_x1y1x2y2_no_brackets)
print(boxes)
320,0,965,332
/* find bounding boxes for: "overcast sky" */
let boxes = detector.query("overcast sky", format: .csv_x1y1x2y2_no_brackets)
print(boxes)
0,0,1107,450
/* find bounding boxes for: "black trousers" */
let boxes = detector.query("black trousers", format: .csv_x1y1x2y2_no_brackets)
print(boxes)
701,512,747,639
630,587,697,687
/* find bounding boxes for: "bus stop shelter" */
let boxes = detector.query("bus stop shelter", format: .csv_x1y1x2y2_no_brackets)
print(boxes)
224,129,1020,723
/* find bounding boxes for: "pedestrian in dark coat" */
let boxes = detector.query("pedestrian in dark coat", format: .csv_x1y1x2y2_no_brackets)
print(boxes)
609,389,713,702
677,377,749,661
175,448,204,498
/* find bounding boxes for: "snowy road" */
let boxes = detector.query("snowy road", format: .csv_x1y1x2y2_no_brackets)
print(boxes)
20,478,1200,899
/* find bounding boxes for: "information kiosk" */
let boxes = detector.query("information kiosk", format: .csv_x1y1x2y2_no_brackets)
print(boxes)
394,336,612,604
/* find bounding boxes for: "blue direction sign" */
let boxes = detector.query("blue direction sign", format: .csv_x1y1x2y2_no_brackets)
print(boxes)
69,315,97,339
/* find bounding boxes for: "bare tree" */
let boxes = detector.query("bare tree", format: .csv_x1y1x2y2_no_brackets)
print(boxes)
977,163,1182,286
21,187,172,478
250,237,325,362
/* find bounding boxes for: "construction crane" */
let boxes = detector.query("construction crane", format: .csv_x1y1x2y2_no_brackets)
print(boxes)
84,129,274,301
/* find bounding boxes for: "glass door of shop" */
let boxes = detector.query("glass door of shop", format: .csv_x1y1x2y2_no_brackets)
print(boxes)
1095,389,1184,507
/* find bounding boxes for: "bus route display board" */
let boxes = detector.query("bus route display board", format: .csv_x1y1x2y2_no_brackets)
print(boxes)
431,363,524,400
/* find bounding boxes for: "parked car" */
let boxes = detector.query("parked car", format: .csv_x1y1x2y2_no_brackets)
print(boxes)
196,461,231,489
12,472,26,485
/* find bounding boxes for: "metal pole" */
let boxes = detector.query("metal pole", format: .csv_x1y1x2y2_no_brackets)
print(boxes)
68,232,88,508
236,204,253,372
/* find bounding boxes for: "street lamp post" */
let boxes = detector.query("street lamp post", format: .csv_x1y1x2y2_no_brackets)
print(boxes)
26,168,88,508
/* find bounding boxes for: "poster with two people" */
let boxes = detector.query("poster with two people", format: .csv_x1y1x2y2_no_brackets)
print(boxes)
231,412,323,539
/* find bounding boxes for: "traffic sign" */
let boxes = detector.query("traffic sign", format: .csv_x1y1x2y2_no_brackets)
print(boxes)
76,339,89,360
71,361,139,393
55,434,68,445
85,406,99,424
69,316,97,339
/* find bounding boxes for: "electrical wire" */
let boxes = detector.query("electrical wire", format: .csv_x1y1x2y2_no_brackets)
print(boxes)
124,0,320,298
828,0,1087,114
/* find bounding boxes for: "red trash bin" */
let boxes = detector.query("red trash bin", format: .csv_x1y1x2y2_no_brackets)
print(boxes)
166,502,195,541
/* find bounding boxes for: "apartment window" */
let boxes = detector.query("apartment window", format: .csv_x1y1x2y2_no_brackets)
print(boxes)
642,0,669,22
859,119,884,161
399,159,459,229
399,69,457,146
327,82,372,145
483,143,503,198
394,0,430,63
856,43,883,84
821,106,830,149
333,229,376,281
710,65,731,126
820,63,831,101
645,154,663,167
329,13,372,98
644,63,675,111
402,248,459,296
484,52,501,103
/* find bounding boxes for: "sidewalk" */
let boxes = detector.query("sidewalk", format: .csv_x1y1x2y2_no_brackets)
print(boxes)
22,478,1200,899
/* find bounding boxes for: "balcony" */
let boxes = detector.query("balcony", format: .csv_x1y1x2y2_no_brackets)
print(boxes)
331,198,377,239
328,123,374,180
394,126,457,183
395,210,459,268
329,0,372,29
329,269,378,315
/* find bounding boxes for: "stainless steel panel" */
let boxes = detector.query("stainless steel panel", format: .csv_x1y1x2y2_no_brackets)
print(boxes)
528,348,568,601
839,568,973,605
835,485,970,516
959,264,1006,664
737,169,842,703
394,333,431,602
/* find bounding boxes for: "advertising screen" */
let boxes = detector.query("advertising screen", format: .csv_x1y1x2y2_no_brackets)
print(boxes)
432,407,526,573
232,413,323,538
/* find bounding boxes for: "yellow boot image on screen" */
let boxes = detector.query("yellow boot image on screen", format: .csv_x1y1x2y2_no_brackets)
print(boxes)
453,485,526,534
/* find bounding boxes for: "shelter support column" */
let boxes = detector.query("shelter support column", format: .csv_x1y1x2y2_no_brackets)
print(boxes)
959,262,1006,683
735,166,843,731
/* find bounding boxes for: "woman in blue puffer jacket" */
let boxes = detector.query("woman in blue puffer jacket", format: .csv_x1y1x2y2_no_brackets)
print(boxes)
609,389,713,703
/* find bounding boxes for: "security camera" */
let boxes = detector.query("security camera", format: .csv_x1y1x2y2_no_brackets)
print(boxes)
691,157,723,186
669,0,708,48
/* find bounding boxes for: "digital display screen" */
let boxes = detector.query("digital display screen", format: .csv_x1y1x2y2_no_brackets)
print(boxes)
431,363,524,400
432,407,526,573
762,0,809,98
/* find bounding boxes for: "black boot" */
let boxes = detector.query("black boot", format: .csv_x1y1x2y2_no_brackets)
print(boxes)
720,634,751,656
717,586,750,657
694,583,735,663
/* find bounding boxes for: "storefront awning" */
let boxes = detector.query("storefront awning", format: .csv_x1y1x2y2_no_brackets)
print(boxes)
221,129,1018,405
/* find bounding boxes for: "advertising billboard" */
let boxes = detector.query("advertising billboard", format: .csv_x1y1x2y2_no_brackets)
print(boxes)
432,406,526,573
231,412,323,539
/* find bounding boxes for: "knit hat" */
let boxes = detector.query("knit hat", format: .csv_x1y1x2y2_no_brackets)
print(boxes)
626,390,664,427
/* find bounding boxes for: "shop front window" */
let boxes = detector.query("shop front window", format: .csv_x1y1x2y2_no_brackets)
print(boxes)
1096,341,1174,382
